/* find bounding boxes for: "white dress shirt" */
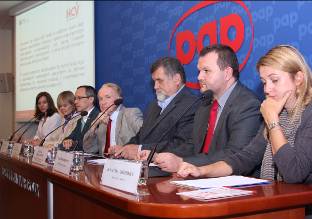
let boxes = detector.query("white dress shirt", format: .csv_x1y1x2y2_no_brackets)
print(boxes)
109,105,121,146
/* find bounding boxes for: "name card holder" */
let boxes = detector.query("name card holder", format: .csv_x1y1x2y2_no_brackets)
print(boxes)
0,139,5,147
53,150,74,175
101,159,142,195
12,143,23,157
1,141,9,153
32,146,49,166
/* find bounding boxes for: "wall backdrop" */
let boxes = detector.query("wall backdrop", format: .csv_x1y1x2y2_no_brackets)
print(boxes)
95,1,312,111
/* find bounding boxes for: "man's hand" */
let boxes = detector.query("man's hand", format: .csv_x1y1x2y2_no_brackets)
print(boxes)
138,150,151,161
91,113,110,131
62,139,74,149
114,144,139,160
154,152,183,173
107,145,123,156
177,162,201,178
98,112,110,125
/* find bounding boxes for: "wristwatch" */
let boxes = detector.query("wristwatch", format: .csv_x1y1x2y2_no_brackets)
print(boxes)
267,121,280,130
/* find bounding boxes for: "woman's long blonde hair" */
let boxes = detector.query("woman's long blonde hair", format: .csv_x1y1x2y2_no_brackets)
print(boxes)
257,45,312,114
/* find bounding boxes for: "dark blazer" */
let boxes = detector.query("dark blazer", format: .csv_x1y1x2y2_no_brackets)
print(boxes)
127,86,198,157
184,82,262,166
64,107,100,151
225,102,312,184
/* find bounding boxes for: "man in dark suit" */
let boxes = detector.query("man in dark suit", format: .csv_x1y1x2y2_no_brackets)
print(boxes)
111,57,198,160
61,85,99,151
152,44,262,173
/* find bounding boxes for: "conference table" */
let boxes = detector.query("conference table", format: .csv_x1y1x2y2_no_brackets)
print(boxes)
1,151,312,219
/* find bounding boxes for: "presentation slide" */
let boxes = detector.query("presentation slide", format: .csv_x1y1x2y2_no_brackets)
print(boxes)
15,1,94,121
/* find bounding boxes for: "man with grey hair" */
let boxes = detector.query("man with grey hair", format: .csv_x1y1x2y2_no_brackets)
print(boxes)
111,57,198,163
83,83,143,154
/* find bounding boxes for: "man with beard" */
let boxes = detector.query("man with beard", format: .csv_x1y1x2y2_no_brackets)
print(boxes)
110,57,198,162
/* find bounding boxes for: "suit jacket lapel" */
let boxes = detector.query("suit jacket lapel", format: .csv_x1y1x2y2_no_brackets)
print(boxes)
81,108,96,134
77,117,83,133
212,83,242,146
196,102,212,150
145,101,177,136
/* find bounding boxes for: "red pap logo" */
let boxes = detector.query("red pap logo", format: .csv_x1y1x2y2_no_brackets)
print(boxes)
168,1,254,89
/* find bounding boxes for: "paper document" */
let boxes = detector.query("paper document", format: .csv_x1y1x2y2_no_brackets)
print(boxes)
87,159,107,165
177,187,254,201
87,159,158,166
149,162,158,167
171,175,269,189
69,151,93,157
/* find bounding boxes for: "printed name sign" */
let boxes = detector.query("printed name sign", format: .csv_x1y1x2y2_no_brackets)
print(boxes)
101,159,142,194
53,150,74,175
12,143,23,157
0,141,9,153
32,146,49,166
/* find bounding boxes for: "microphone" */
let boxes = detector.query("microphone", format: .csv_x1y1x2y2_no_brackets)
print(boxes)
88,98,123,132
146,90,213,165
39,111,88,146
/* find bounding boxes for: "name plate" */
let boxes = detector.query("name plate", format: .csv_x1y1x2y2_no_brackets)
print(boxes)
32,146,49,166
12,143,23,157
0,139,4,147
0,141,9,153
101,159,142,194
53,150,74,175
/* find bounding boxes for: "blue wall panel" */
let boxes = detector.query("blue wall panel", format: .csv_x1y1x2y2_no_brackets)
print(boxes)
95,1,312,111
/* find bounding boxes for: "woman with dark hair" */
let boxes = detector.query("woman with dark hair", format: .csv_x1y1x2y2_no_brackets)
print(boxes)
31,91,62,146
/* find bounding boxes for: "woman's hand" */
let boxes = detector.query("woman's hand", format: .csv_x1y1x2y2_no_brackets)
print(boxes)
31,138,41,146
260,91,291,125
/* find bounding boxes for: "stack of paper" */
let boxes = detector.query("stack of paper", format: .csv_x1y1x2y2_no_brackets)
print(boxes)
87,159,159,166
177,187,254,201
87,159,107,165
171,175,269,189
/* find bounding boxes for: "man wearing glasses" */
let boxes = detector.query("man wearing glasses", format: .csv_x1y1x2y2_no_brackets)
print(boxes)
61,85,100,151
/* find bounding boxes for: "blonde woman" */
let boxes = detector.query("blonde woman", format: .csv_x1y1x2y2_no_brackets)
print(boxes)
178,45,312,184
44,91,80,146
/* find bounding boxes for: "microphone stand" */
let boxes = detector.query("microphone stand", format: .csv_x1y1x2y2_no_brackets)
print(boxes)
146,90,213,166
88,98,123,135
9,117,37,141
39,111,87,146
70,98,123,152
17,122,36,143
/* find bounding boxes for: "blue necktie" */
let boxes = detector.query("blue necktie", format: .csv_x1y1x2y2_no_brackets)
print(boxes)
80,119,86,132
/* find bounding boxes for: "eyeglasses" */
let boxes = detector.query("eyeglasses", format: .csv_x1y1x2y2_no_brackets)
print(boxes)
74,96,90,101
